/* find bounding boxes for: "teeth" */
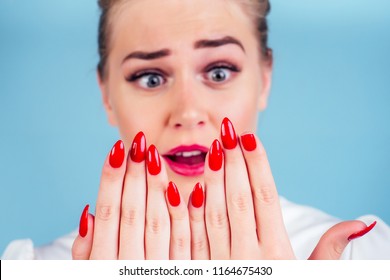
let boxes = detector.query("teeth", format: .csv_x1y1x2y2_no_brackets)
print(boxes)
175,151,202,157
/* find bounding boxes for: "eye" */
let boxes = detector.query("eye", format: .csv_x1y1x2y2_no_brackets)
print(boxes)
204,63,240,84
126,71,165,89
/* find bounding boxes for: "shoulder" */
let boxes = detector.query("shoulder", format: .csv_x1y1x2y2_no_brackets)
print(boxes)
1,230,77,260
280,197,390,259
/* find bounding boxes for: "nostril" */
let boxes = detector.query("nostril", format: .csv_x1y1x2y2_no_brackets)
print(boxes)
173,120,205,128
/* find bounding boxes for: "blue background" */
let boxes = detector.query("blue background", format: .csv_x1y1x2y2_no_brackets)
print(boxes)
1,0,389,255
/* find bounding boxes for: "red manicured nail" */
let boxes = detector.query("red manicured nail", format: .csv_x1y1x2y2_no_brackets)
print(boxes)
221,117,237,149
209,139,223,171
79,204,89,238
130,132,146,162
147,145,161,175
348,221,377,241
167,181,180,207
109,140,125,168
191,183,204,208
241,133,257,151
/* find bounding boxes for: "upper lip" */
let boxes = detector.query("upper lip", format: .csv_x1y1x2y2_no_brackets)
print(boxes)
162,144,209,157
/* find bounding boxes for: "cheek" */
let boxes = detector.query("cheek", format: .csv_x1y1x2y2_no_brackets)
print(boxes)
217,73,261,133
111,90,169,147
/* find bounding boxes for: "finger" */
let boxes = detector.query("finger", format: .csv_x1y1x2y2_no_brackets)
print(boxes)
188,183,210,260
221,118,258,258
204,139,230,259
166,181,191,260
145,145,170,260
90,140,126,259
72,205,95,260
240,133,293,254
118,132,147,259
309,220,377,260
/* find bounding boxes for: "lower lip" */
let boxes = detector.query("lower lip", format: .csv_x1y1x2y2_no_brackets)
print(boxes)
163,157,205,176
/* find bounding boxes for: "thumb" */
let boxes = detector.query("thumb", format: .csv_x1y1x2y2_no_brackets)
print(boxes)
72,204,95,260
308,220,376,260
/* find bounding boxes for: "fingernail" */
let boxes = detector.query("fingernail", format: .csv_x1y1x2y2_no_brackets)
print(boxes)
79,204,89,238
209,139,223,171
147,145,161,175
130,131,146,162
191,182,204,208
241,133,257,151
348,221,377,241
167,181,180,207
221,117,237,149
109,140,125,168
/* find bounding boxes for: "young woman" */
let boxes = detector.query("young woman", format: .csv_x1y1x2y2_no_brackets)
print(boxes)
3,0,390,259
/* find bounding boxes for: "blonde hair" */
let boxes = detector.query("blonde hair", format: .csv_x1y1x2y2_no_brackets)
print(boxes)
97,0,271,79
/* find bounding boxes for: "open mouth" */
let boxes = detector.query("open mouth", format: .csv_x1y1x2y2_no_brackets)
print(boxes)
162,145,208,176
165,150,207,165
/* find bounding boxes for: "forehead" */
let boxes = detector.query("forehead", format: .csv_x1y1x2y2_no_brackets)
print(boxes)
110,0,257,52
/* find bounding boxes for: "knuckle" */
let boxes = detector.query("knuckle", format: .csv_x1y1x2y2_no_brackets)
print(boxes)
192,238,207,252
225,154,243,165
171,212,188,222
120,208,141,226
332,242,345,258
174,236,189,250
95,204,116,221
147,181,166,191
101,166,120,182
246,150,264,163
253,184,276,205
206,210,228,229
190,211,204,223
71,243,86,260
230,192,252,213
146,216,167,235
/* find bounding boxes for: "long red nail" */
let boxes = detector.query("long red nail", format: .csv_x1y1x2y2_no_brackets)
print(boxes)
167,181,180,207
209,139,223,171
191,183,204,208
109,140,125,168
348,221,377,241
130,132,146,162
79,204,89,238
221,117,237,149
147,145,161,175
241,133,257,151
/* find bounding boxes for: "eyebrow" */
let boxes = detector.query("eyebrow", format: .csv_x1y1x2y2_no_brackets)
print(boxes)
194,36,245,52
122,36,245,63
123,49,171,62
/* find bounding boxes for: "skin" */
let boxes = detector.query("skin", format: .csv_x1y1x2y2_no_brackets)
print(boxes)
101,0,269,201
72,0,370,259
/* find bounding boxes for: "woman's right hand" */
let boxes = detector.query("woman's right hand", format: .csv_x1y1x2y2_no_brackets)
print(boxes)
71,132,191,259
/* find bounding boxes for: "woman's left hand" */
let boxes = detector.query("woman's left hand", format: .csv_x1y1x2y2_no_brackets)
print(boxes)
189,117,373,259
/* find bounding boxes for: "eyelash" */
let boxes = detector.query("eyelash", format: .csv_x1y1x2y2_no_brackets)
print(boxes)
125,62,241,85
205,62,240,74
126,68,166,83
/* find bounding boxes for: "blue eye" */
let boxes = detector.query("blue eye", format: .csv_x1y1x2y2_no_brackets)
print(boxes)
138,73,164,88
127,71,165,89
205,64,239,84
209,68,230,82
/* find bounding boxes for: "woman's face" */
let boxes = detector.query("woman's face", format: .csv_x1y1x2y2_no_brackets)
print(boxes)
99,0,272,201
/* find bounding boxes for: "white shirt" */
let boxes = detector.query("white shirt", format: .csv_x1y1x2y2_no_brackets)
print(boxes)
2,197,390,259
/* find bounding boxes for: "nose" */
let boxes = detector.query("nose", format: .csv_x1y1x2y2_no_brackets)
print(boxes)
167,77,208,130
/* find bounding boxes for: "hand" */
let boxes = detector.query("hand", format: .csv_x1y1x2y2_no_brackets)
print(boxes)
72,133,191,259
188,117,376,259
